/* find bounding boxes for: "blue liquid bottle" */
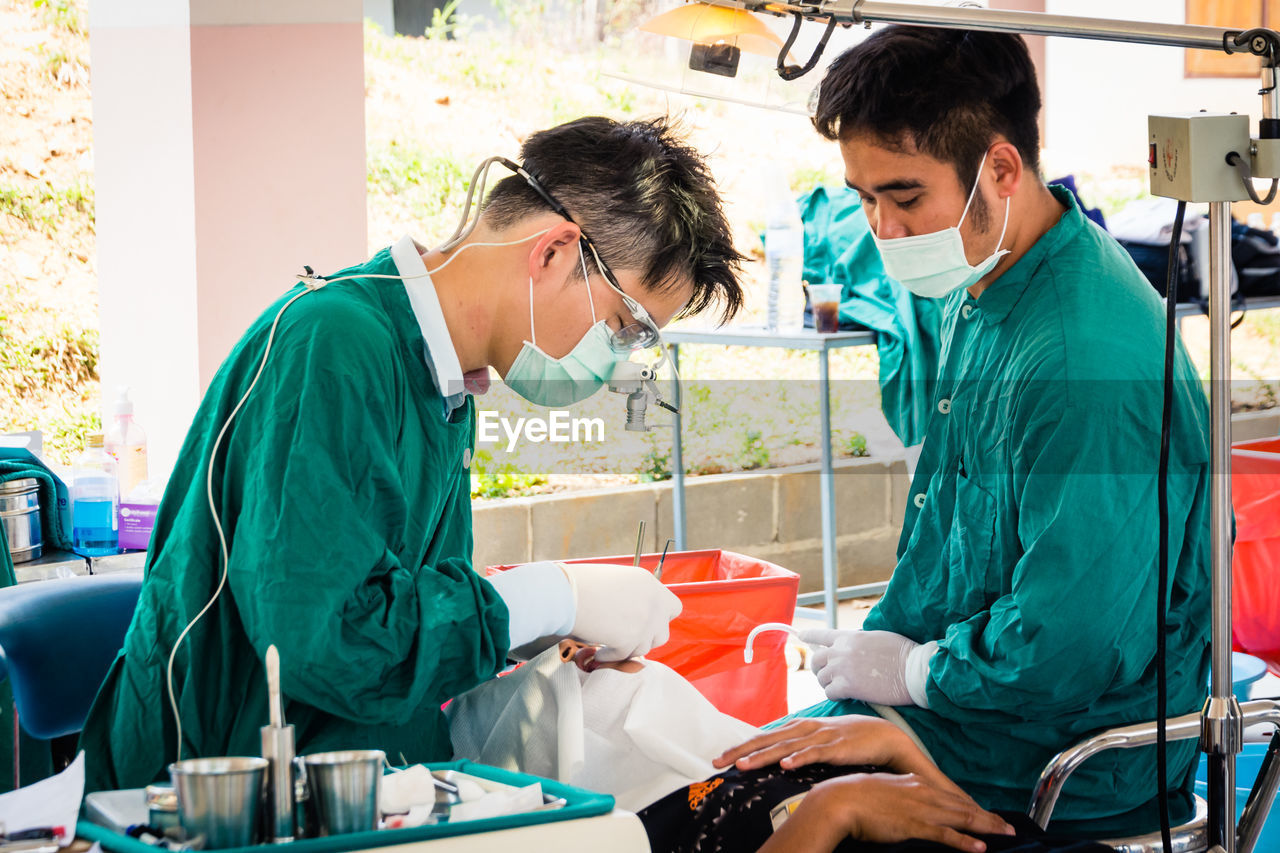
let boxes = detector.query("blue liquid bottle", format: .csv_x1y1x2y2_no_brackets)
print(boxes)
72,432,119,556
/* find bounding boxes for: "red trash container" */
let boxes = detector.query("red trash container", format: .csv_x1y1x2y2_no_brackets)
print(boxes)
1231,437,1280,673
488,549,799,726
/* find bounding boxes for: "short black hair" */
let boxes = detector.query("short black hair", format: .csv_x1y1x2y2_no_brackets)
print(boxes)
813,27,1042,189
481,116,746,322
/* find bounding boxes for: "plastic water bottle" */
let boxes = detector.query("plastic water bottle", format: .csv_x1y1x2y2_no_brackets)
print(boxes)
72,433,119,556
104,386,148,496
764,170,805,332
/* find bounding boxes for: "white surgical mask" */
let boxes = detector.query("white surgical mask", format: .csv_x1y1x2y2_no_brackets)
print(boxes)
871,150,1011,299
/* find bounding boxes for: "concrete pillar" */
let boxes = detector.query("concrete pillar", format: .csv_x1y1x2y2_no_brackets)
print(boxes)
90,1,367,481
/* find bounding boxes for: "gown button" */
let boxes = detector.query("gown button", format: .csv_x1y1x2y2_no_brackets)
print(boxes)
937,398,952,414
962,305,975,320
913,493,927,509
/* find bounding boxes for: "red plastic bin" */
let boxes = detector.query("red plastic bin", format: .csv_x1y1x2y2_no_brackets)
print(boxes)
1231,437,1280,673
488,550,799,726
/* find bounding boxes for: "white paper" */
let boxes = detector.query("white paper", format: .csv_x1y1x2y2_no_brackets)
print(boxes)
448,782,544,823
0,752,85,846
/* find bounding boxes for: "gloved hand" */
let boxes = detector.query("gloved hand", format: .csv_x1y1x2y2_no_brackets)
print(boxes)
799,629,938,707
561,562,682,662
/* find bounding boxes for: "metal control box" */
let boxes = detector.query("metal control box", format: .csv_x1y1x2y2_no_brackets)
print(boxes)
1149,113,1251,202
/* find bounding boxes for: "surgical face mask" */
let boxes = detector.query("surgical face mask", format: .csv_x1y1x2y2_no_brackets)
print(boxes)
871,150,1011,299
503,247,625,407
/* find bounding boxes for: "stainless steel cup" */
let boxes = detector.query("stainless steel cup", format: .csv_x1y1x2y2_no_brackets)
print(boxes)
299,749,384,836
169,757,269,849
0,478,42,564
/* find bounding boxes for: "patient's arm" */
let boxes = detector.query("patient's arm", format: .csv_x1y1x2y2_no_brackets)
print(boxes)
757,772,1013,853
716,717,956,793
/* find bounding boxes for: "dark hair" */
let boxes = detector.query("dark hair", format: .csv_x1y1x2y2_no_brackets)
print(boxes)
481,116,745,322
813,27,1042,189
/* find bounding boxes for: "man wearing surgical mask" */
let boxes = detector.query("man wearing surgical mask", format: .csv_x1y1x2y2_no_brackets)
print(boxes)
785,28,1212,836
80,116,746,792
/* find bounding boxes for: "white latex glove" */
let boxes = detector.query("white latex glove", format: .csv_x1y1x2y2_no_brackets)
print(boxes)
487,561,576,649
799,628,938,707
561,562,683,662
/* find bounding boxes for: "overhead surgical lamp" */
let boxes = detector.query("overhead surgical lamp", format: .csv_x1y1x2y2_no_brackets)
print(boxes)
638,3,791,78
603,2,818,113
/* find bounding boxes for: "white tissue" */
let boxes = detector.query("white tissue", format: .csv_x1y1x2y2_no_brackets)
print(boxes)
448,783,544,823
447,647,759,812
380,764,438,814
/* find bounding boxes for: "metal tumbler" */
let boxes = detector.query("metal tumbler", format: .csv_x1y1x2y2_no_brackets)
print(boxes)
298,749,384,836
169,756,269,849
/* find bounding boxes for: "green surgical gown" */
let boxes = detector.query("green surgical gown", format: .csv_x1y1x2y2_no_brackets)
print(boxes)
79,249,510,792
799,186,943,447
795,186,1212,835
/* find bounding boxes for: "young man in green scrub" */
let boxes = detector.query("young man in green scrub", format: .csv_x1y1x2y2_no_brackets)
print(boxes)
79,116,746,792
729,28,1212,835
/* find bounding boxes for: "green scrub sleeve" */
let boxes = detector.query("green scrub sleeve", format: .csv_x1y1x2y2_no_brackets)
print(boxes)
926,394,1196,720
219,310,509,727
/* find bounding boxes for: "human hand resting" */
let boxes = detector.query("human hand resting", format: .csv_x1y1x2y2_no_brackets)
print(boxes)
716,716,954,787
759,772,1015,853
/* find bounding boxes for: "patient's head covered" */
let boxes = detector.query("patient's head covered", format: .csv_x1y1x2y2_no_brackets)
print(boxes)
447,644,759,812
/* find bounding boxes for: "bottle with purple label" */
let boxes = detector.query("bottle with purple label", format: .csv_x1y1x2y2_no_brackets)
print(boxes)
72,433,119,556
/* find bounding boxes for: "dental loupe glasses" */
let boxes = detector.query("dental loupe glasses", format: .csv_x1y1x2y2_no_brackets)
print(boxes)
444,155,682,432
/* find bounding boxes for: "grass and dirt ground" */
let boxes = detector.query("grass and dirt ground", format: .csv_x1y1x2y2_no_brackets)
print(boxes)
3,0,1278,497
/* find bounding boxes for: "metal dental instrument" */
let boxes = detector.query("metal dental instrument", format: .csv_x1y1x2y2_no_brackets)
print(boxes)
633,521,646,567
260,644,296,843
655,539,675,580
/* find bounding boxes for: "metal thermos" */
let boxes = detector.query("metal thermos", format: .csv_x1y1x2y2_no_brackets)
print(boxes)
260,644,296,842
261,724,296,842
0,479,42,564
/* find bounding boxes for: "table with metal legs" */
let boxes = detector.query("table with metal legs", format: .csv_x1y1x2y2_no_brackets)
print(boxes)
662,326,883,629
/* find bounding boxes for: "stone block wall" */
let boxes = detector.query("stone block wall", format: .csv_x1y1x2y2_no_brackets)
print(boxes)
472,409,1280,592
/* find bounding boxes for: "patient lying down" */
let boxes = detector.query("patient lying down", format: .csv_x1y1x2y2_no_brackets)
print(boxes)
447,642,1104,853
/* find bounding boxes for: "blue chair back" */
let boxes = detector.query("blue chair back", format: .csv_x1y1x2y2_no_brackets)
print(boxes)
0,574,142,740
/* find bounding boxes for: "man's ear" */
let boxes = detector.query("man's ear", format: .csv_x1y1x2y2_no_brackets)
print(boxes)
528,221,582,280
989,140,1023,200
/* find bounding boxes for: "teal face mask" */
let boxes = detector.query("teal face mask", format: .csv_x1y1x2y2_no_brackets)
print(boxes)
504,319,621,407
503,248,625,408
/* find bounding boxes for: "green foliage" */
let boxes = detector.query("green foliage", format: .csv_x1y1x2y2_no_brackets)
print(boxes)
43,408,100,466
490,0,550,35
734,428,769,471
469,449,547,498
424,0,464,41
601,85,637,115
0,322,98,400
789,165,841,195
457,51,519,91
0,181,94,235
367,142,469,219
638,433,672,482
364,21,418,64
844,432,868,457
33,0,82,35
0,321,100,465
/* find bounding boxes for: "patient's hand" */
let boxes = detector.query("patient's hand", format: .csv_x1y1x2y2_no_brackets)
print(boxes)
715,717,955,794
758,772,1015,853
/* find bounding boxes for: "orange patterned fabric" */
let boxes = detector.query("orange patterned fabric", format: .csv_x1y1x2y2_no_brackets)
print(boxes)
687,777,724,811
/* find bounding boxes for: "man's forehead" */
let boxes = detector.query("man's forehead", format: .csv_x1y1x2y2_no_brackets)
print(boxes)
839,134,954,194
